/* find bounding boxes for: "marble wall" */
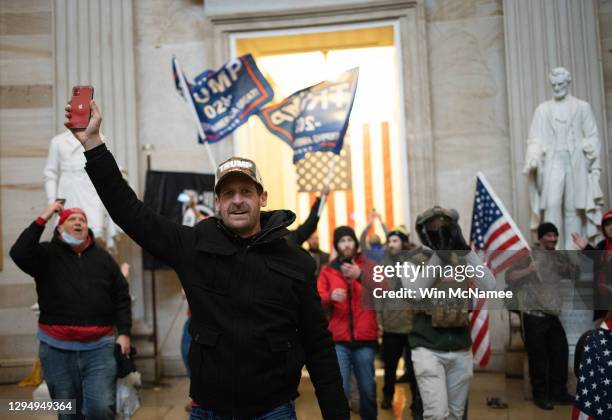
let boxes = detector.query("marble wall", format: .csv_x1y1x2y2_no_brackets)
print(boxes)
0,0,55,382
426,0,510,231
425,0,512,368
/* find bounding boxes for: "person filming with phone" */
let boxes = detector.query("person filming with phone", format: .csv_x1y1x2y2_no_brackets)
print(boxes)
62,98,348,420
317,226,378,420
10,200,132,420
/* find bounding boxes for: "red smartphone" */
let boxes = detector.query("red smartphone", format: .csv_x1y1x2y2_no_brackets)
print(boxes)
67,85,94,129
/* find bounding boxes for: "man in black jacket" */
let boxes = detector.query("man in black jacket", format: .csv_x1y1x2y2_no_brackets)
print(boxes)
64,100,348,419
10,202,131,420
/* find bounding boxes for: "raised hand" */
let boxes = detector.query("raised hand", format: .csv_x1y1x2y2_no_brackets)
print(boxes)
64,100,103,150
39,201,65,222
571,232,588,250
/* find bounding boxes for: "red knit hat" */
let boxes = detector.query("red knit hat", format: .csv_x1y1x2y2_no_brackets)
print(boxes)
58,208,87,226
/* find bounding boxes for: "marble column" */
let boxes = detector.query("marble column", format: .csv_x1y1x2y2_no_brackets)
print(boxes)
52,0,144,318
53,0,139,185
503,0,610,242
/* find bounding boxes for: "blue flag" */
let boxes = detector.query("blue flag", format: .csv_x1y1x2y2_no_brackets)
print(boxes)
172,55,274,143
258,68,359,163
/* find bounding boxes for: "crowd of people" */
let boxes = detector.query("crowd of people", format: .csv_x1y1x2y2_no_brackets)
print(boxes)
7,98,612,420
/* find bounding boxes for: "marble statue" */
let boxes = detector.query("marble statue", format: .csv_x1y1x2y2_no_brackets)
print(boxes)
43,130,120,249
524,67,603,249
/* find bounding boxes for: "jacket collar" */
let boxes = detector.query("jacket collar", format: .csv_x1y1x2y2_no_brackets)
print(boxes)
195,210,296,255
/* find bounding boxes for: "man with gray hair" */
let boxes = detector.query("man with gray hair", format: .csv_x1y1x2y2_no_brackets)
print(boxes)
524,67,603,249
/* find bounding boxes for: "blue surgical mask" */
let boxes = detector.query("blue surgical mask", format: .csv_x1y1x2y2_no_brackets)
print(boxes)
62,232,84,246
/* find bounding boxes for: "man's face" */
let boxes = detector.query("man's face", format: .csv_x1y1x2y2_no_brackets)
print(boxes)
337,236,357,259
387,236,403,255
603,220,612,239
540,232,558,250
426,217,448,232
59,213,88,241
214,175,267,238
307,232,320,251
550,76,570,100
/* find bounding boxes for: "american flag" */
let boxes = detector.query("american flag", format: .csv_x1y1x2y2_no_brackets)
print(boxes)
469,172,530,367
572,322,612,420
296,121,402,251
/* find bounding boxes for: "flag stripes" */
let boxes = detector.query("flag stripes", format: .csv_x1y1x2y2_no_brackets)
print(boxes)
295,121,399,253
381,121,394,231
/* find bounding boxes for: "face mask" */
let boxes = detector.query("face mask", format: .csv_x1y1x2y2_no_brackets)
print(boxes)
61,232,84,246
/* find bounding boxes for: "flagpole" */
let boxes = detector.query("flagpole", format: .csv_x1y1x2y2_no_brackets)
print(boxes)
173,56,217,171
317,154,338,217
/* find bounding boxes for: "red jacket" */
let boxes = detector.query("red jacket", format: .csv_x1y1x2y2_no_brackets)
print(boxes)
317,254,378,342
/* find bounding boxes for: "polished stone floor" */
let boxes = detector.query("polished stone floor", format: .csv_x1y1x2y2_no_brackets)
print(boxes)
0,372,573,419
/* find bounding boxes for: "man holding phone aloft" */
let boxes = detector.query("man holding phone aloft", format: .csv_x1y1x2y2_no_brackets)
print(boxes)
317,226,378,420
63,100,348,420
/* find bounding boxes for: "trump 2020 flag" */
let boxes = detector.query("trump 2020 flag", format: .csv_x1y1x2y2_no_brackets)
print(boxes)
172,55,274,143
258,68,359,163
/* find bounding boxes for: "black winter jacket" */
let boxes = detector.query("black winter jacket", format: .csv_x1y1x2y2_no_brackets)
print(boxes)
10,223,131,335
84,144,348,419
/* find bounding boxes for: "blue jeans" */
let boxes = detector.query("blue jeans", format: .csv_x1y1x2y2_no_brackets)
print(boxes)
335,344,377,420
190,401,296,420
181,316,191,377
39,341,117,420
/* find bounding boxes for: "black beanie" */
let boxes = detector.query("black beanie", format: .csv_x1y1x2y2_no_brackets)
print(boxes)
387,230,409,244
537,222,559,239
333,226,358,252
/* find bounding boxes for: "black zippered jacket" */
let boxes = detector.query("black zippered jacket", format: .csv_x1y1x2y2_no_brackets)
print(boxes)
83,144,348,419
10,223,131,335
